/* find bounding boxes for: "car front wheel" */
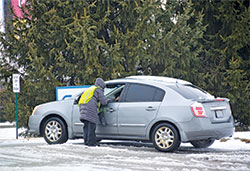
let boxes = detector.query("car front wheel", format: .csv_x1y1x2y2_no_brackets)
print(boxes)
190,139,215,148
152,123,181,152
42,117,68,144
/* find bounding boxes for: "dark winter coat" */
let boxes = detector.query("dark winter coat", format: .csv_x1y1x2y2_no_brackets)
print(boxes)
79,78,109,123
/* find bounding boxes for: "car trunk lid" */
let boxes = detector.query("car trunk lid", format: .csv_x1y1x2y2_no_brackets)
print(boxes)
197,98,232,123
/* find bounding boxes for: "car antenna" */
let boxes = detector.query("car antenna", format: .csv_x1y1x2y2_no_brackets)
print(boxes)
176,76,183,88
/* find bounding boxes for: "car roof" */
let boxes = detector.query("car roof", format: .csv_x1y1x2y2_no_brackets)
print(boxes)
106,75,192,86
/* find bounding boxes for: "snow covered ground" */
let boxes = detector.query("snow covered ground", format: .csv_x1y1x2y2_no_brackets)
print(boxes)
0,128,250,171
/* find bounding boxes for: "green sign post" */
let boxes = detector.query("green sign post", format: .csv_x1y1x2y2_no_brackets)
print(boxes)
15,93,18,139
13,74,20,139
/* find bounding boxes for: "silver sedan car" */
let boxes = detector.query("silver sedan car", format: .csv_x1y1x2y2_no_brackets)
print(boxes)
28,76,234,152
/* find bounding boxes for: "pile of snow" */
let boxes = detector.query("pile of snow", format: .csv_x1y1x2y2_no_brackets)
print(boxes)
180,131,250,151
210,132,250,151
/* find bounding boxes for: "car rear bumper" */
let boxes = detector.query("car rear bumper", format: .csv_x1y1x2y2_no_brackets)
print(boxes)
180,116,234,142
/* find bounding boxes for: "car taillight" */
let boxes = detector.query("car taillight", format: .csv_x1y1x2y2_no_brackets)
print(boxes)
191,102,207,118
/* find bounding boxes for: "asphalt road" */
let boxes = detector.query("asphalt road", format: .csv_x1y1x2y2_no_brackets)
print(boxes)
0,138,249,171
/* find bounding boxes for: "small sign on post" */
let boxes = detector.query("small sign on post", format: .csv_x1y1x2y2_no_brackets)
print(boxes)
13,74,21,93
13,74,20,139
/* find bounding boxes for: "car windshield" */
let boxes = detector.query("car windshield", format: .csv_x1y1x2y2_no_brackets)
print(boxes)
169,84,214,100
104,87,116,96
75,84,124,98
104,84,125,96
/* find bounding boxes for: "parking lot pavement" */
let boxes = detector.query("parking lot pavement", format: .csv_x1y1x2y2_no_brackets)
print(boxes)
0,128,250,171
0,129,250,171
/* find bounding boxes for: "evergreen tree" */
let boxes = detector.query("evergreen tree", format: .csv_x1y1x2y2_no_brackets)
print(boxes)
0,0,166,126
1,0,248,128
151,0,205,85
192,0,250,129
219,1,250,129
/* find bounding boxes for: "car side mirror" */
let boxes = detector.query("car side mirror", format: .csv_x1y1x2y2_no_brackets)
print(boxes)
74,96,81,105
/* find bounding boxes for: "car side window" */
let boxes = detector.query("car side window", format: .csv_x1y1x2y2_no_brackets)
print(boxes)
124,84,165,102
154,89,165,101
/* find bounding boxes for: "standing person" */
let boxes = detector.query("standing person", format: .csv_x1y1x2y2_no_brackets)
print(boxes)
79,78,109,146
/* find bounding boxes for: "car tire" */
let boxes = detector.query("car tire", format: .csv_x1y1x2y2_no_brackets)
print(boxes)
42,117,68,144
152,123,181,152
190,139,215,148
96,138,102,142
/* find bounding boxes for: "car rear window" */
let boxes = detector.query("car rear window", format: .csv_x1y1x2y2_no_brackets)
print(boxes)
169,84,209,100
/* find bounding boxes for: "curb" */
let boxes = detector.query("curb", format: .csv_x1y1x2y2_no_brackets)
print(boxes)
0,123,16,128
0,125,15,128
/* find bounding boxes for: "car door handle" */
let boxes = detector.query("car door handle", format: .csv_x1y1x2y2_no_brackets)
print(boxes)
146,106,156,111
109,108,115,112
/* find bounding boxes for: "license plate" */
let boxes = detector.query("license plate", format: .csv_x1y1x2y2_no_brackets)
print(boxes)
215,110,224,118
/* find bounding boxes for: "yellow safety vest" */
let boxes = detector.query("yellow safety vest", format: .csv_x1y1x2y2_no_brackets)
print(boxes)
78,86,100,105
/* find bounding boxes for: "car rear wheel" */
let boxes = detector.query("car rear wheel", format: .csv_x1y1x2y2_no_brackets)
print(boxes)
190,139,215,148
43,117,68,144
152,123,180,152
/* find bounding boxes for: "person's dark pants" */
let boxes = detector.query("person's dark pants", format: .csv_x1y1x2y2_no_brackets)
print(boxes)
82,120,97,146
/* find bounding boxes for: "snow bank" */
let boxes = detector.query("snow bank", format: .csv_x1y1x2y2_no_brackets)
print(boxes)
0,122,15,128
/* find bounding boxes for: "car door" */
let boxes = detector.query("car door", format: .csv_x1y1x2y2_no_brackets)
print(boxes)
72,95,83,136
96,84,125,136
117,83,165,137
95,102,119,136
72,94,120,137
